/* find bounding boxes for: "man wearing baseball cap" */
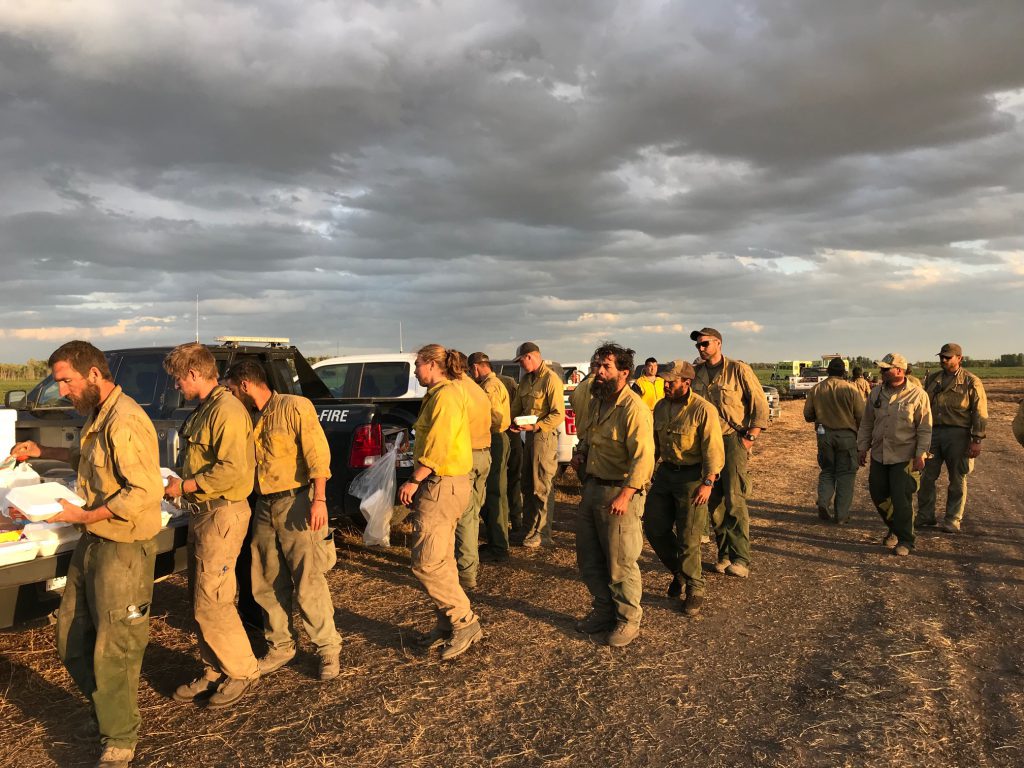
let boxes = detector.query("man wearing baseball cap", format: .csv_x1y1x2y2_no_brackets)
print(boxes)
917,343,987,533
690,327,768,578
509,342,565,547
644,360,724,616
857,353,932,556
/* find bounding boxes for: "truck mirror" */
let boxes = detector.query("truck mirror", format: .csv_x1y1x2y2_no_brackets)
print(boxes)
4,390,26,408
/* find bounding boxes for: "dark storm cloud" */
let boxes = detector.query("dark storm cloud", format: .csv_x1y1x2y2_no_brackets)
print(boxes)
0,0,1022,364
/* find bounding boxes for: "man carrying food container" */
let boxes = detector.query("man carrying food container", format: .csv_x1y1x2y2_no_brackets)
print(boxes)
10,340,162,768
509,342,565,547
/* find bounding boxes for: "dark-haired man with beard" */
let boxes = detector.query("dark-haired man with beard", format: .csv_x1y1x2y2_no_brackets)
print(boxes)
570,343,654,647
12,340,162,768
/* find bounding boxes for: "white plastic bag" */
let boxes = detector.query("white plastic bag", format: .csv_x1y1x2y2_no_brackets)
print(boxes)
348,442,399,547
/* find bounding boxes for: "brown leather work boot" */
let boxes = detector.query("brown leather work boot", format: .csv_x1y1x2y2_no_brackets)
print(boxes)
605,622,640,648
440,621,483,661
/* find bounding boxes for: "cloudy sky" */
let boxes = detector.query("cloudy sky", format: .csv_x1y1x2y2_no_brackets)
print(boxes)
1,0,1022,366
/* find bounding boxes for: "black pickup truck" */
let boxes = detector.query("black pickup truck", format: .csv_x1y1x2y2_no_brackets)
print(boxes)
0,339,415,628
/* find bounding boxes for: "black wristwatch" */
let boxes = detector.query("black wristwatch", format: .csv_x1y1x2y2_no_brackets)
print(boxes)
702,478,714,487
744,431,757,441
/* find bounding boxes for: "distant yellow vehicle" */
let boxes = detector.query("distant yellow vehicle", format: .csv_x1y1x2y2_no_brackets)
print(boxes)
771,360,814,381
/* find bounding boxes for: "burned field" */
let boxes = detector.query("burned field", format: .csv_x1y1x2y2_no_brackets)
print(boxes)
3,384,1024,767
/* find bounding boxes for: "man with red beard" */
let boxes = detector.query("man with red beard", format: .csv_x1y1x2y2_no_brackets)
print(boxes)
11,341,162,768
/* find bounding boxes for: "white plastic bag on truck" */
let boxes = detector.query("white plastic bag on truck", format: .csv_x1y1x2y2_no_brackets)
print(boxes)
348,441,399,547
1,462,41,520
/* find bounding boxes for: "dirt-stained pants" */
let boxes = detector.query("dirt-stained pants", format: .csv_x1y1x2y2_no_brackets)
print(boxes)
456,448,492,585
57,534,156,750
522,430,558,542
482,433,510,553
411,475,475,631
644,463,707,596
816,428,859,522
710,432,751,566
507,429,524,530
575,480,645,626
869,459,920,548
250,491,341,658
917,426,972,525
187,500,260,681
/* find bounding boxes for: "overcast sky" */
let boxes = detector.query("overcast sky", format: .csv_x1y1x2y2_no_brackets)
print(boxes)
1,0,1022,367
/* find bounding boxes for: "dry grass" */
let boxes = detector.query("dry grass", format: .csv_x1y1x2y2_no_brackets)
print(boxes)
3,389,1024,767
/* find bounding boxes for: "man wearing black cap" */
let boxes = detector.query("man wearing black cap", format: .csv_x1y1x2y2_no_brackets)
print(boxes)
918,343,987,533
689,327,768,578
509,342,565,547
644,360,723,616
803,358,865,523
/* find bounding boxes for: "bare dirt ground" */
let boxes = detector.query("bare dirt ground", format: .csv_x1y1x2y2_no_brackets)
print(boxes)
3,382,1024,768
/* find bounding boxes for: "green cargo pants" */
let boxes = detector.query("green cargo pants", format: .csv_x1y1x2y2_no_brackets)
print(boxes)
816,428,859,522
522,430,558,543
709,432,751,567
575,480,645,626
250,491,341,658
456,448,492,585
507,429,524,530
917,426,973,526
482,432,510,553
57,533,156,750
643,463,707,596
869,459,920,548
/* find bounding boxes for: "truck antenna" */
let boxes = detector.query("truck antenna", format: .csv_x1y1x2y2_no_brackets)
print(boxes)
195,294,199,343
399,321,404,353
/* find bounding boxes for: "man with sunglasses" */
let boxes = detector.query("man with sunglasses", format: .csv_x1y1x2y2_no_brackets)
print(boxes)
690,327,769,578
917,343,987,533
857,353,932,556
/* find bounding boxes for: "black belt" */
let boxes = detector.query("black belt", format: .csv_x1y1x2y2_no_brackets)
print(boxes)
659,462,700,471
933,424,968,430
258,486,306,502
587,477,622,487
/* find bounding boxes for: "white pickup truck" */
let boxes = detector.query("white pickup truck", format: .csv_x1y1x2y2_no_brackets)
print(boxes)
788,367,829,399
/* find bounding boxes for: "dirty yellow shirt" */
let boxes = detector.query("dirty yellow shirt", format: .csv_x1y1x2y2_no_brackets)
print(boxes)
478,372,511,434
569,375,594,423
692,356,769,435
852,377,872,398
577,384,655,489
803,377,865,432
253,392,332,495
634,376,665,410
857,383,932,464
180,385,256,502
413,378,472,476
510,362,565,434
653,392,724,478
455,375,492,450
73,386,162,543
923,368,988,440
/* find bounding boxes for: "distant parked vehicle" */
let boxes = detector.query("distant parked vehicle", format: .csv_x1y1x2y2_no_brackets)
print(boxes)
763,385,782,421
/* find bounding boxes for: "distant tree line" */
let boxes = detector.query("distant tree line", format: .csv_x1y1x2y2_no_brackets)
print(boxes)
0,360,49,381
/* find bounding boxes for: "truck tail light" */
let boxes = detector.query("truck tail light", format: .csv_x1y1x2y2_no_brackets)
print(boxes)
349,423,384,468
564,408,577,436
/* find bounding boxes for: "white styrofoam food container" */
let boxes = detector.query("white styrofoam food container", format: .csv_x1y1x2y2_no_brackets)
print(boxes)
161,468,180,488
0,540,40,566
0,462,42,514
513,415,539,427
22,522,82,556
5,483,86,522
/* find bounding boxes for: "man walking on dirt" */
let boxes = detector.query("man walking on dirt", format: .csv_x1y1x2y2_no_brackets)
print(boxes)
644,360,723,617
163,343,261,708
857,353,932,557
222,360,342,682
917,343,987,533
468,353,513,563
509,342,565,547
452,351,493,588
690,327,769,579
11,340,162,768
804,358,865,524
570,342,654,646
